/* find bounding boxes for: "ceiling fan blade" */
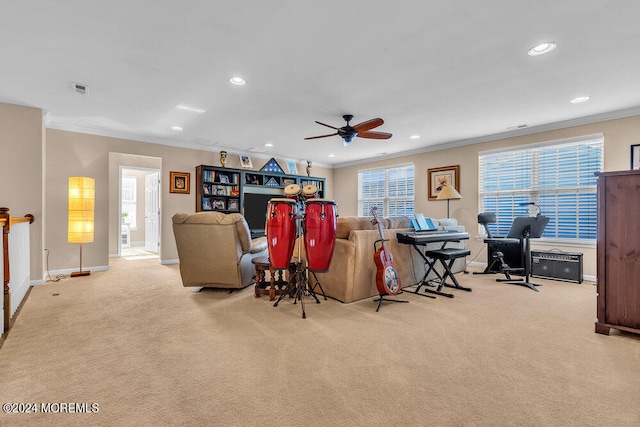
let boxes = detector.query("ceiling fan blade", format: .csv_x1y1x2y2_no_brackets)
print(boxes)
304,132,338,140
315,121,339,130
352,118,384,133
357,131,392,140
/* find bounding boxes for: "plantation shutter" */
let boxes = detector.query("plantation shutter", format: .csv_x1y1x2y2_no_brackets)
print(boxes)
478,135,602,240
358,164,414,217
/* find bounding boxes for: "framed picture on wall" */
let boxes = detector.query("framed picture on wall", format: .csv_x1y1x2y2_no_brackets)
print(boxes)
240,155,253,169
428,165,460,200
285,160,298,175
170,171,190,194
631,144,640,170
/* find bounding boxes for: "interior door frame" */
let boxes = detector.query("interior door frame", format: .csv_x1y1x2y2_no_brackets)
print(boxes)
118,166,161,257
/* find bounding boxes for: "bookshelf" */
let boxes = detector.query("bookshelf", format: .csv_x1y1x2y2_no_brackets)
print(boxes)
195,165,326,218
196,166,241,213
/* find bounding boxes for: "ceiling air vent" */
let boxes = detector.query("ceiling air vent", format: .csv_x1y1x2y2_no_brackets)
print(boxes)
191,138,217,146
247,146,270,153
73,82,89,95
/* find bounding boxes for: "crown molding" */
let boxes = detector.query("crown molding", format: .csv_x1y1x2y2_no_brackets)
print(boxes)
334,106,640,168
45,120,333,169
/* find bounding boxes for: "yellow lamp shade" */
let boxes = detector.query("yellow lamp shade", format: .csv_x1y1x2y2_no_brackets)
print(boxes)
437,184,462,200
68,176,95,243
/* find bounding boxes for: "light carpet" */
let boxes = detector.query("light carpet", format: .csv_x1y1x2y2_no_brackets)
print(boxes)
0,257,639,426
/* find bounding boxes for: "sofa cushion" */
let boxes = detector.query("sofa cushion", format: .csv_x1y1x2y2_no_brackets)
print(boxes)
250,237,268,254
387,216,412,229
336,215,414,239
435,218,457,227
336,216,379,239
431,217,465,232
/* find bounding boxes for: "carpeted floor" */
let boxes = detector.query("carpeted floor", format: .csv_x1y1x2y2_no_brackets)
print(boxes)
121,246,159,260
1,257,639,426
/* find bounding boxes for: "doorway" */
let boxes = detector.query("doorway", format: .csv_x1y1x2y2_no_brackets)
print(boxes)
119,166,161,258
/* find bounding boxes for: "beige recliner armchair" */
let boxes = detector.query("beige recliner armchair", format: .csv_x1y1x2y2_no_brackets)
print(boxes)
172,211,268,289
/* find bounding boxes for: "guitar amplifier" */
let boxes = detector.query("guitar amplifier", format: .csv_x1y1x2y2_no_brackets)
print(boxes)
531,250,583,283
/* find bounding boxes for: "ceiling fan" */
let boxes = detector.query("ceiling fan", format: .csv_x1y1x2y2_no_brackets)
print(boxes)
304,114,392,146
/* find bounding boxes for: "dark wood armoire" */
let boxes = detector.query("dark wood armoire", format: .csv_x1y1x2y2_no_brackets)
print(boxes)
595,169,640,335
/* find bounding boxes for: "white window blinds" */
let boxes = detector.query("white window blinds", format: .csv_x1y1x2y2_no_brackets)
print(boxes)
358,164,414,217
478,135,603,240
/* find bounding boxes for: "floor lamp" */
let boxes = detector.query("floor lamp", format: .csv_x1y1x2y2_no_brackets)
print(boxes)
437,184,462,218
68,176,95,277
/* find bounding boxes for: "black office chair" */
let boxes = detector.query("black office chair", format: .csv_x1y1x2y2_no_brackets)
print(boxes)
474,213,523,280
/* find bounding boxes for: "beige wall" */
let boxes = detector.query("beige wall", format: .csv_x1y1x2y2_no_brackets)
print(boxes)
0,103,44,280
3,99,635,281
43,128,333,271
334,115,640,279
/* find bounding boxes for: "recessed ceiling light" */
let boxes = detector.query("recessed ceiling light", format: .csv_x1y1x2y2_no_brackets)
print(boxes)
264,143,273,147
229,76,246,86
171,126,183,131
328,154,335,158
176,104,206,113
570,96,590,103
528,42,557,56
410,135,420,139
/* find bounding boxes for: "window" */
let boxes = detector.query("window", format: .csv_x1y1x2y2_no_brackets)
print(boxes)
478,134,603,242
121,176,137,229
358,164,414,217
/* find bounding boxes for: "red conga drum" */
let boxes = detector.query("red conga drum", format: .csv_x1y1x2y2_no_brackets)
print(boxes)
303,198,337,272
301,184,317,200
284,184,302,201
266,198,298,269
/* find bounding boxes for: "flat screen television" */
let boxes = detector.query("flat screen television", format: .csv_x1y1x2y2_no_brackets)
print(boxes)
243,193,275,237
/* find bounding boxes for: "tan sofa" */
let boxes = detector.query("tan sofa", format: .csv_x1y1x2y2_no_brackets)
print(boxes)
310,216,467,303
172,212,268,288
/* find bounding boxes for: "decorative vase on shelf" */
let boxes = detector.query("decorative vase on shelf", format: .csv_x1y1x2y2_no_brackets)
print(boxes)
306,160,312,176
220,151,227,168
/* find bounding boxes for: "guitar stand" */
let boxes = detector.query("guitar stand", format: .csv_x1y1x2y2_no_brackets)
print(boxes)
371,236,410,312
374,292,409,312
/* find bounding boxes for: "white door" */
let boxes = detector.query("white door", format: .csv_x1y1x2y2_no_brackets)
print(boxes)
145,172,160,253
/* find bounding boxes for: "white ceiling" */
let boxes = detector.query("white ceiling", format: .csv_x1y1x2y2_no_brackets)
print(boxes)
2,1,640,167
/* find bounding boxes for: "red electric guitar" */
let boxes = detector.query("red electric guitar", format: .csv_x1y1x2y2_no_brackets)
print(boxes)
371,207,401,296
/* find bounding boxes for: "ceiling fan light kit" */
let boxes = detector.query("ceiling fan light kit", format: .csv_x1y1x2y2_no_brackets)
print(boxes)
305,114,392,147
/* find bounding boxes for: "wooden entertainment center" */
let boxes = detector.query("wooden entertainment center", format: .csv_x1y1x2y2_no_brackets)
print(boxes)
595,169,640,336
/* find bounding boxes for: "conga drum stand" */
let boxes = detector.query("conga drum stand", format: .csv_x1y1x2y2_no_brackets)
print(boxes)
309,271,327,300
273,212,321,318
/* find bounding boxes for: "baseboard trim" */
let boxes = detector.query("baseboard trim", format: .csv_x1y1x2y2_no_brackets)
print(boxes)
160,259,179,265
468,261,486,268
47,265,110,278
